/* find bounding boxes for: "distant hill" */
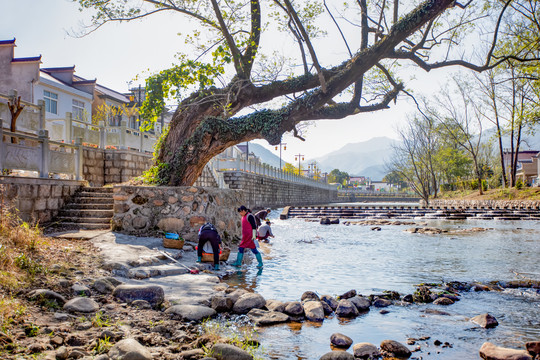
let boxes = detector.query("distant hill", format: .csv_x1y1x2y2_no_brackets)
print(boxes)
245,142,283,168
312,137,397,180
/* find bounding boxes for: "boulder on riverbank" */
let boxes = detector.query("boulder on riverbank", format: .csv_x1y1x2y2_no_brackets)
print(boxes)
112,284,165,307
479,342,532,360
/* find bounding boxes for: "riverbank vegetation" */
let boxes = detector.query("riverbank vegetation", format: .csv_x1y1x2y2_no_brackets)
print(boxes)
438,187,540,201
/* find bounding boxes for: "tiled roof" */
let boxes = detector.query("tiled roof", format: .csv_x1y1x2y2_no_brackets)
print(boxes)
0,39,16,45
42,66,75,72
12,56,42,62
95,83,130,103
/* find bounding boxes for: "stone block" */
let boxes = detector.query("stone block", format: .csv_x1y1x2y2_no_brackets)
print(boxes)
34,199,47,211
168,196,178,204
18,199,34,212
189,216,206,228
47,198,59,209
114,203,130,213
113,194,129,201
153,200,164,206
157,217,185,232
51,185,63,198
181,195,194,202
20,184,37,198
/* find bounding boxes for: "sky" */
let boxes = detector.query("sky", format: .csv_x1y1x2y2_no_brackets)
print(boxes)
1,0,457,164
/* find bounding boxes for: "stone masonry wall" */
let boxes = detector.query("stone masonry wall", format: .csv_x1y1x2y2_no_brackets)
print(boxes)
0,176,84,223
223,171,339,210
112,186,245,242
83,148,153,187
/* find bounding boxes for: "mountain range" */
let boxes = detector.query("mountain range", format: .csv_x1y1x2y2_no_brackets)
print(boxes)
247,137,396,180
246,128,540,182
312,137,397,179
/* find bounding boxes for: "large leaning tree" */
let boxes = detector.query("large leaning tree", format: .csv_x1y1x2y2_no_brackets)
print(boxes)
78,0,539,186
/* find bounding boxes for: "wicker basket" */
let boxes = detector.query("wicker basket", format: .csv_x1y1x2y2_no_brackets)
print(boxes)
201,247,231,262
163,238,184,249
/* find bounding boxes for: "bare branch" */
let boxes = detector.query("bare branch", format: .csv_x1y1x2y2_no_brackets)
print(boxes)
209,0,246,77
282,0,328,92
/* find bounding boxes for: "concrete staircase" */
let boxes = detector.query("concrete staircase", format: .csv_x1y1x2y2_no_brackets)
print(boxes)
54,187,114,230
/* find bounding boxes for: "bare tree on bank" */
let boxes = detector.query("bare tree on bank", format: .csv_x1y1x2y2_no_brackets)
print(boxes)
426,80,486,195
389,116,440,205
78,0,540,186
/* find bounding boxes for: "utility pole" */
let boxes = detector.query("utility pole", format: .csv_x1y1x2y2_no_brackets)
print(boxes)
294,154,304,176
274,142,287,169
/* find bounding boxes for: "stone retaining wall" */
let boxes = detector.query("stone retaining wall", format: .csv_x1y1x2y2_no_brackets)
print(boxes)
222,171,338,209
83,148,153,187
425,199,540,209
112,186,245,242
0,176,84,223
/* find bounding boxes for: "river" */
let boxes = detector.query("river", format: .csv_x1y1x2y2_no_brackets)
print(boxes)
223,207,540,359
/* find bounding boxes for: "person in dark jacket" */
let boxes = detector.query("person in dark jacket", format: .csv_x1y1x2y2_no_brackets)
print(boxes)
196,222,222,270
232,205,263,268
254,208,271,227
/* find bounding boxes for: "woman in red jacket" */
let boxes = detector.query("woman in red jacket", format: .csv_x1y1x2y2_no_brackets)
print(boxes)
232,205,263,268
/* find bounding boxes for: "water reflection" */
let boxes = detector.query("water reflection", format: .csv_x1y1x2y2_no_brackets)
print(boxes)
224,212,540,359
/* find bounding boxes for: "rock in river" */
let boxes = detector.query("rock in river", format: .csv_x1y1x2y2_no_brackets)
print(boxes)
471,313,499,328
335,299,359,318
479,342,532,360
247,308,289,326
233,293,266,314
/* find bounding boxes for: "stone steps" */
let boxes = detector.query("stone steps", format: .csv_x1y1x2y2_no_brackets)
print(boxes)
286,205,540,221
50,187,114,230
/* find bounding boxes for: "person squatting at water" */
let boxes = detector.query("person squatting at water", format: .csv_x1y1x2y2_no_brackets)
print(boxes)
233,205,264,268
257,220,274,243
254,208,271,227
196,222,221,271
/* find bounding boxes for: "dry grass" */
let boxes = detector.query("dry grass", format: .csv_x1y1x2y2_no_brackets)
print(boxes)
437,187,540,201
0,187,101,337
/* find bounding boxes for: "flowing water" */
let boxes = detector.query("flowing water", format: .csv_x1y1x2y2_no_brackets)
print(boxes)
224,207,540,359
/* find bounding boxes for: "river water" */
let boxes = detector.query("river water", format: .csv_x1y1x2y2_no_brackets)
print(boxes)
223,206,540,359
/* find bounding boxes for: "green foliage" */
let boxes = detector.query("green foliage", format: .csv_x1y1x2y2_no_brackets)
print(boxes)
93,336,112,354
327,169,349,185
92,312,112,328
14,254,43,276
516,178,524,190
24,323,40,337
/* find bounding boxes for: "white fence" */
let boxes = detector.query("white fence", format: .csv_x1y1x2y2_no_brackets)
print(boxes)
0,92,158,153
0,119,83,179
207,153,336,190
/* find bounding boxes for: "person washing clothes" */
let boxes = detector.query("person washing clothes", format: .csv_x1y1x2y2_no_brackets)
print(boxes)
254,208,271,227
196,222,221,270
232,205,263,268
257,220,274,243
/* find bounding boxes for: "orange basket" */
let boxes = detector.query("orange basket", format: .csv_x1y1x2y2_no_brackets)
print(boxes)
201,247,230,262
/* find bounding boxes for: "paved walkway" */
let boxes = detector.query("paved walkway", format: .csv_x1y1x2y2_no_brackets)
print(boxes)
47,230,235,305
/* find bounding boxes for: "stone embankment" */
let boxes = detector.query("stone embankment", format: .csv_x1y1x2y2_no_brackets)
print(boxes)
111,186,245,242
283,204,540,221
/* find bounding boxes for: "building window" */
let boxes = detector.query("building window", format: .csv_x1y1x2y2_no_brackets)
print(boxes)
72,99,85,121
43,90,58,114
130,115,138,130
